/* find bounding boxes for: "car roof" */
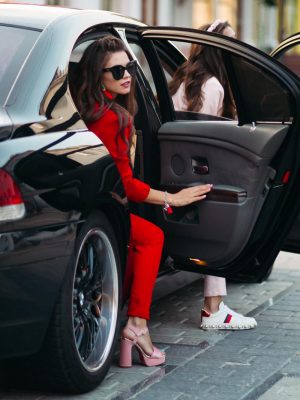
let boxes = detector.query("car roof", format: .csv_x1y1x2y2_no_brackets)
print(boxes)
0,3,145,31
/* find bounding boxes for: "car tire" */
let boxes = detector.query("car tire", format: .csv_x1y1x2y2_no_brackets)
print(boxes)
40,211,122,393
258,263,274,282
2,211,122,394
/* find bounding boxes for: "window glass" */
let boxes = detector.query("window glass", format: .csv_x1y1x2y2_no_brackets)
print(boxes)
129,42,157,97
127,40,161,119
70,40,94,63
230,54,293,123
154,39,236,122
153,38,293,123
0,25,40,105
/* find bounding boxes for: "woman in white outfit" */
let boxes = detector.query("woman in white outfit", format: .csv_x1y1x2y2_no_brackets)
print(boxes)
170,20,257,330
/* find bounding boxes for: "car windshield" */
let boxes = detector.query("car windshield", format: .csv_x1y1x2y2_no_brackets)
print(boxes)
0,25,40,105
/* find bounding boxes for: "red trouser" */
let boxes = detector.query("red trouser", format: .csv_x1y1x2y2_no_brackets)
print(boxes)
123,213,164,320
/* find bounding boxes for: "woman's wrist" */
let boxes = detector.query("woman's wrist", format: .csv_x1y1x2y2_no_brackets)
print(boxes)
163,191,173,214
167,192,175,207
165,191,174,206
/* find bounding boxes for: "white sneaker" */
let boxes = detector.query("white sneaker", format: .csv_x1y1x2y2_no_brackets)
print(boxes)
200,302,257,330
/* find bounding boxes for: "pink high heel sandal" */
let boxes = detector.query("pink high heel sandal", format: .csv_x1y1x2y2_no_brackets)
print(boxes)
119,324,166,368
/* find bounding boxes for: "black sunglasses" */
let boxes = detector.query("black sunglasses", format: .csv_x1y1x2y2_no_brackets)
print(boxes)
103,60,137,80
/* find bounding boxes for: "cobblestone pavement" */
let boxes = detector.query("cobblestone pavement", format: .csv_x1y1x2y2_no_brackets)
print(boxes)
1,251,300,400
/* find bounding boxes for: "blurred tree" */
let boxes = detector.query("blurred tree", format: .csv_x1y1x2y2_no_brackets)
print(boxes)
262,0,285,43
264,0,276,5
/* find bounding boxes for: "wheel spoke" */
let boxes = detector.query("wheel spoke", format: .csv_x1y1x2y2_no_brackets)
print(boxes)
74,314,85,348
86,243,94,282
78,310,100,360
76,252,89,290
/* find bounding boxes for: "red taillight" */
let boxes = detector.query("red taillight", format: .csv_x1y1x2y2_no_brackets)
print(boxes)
0,169,25,221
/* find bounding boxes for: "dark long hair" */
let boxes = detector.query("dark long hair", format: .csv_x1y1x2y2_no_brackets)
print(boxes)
169,21,235,119
69,35,137,143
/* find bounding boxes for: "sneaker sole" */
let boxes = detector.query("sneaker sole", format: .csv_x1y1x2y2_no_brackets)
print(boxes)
200,323,257,330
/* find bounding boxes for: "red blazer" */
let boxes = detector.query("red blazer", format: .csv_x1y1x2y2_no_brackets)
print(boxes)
87,104,150,203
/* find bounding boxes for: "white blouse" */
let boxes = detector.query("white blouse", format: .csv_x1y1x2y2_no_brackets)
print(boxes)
172,76,224,117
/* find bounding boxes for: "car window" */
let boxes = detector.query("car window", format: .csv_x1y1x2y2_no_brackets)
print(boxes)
130,41,173,89
70,40,94,63
149,38,293,124
230,54,293,123
0,25,40,105
152,39,236,122
129,42,157,97
126,38,162,119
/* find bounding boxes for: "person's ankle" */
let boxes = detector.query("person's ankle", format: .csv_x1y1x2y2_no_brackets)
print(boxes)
203,296,222,314
123,318,154,356
127,316,147,329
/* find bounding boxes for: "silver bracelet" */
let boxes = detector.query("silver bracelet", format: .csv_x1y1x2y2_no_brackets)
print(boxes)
163,191,173,214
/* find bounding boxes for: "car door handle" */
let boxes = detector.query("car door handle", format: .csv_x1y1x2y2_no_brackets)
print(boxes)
192,157,209,174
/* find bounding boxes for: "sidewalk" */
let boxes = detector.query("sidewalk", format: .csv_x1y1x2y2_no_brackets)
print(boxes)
1,251,300,400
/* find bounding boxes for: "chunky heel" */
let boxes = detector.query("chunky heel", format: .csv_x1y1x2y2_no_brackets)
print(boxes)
119,337,134,368
119,324,165,368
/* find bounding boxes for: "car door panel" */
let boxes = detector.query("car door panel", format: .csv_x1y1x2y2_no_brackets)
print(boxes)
157,121,287,265
282,215,300,253
159,121,289,159
130,27,300,281
271,36,300,253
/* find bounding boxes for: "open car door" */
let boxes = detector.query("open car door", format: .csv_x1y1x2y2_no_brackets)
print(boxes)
270,33,300,254
125,27,300,282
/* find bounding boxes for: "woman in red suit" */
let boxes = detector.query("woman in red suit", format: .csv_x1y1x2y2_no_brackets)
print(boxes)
70,36,212,368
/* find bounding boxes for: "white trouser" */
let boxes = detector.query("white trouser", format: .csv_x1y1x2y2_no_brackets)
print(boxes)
204,275,227,297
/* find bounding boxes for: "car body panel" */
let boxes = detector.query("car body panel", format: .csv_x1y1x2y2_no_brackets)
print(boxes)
0,107,12,140
0,229,74,358
0,4,145,31
0,127,126,357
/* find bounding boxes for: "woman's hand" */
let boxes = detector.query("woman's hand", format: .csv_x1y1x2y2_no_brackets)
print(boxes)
169,184,213,207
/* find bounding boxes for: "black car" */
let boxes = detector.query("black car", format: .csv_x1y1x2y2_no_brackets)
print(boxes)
1,3,300,394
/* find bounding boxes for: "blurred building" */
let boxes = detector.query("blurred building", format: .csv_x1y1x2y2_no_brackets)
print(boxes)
2,0,300,51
